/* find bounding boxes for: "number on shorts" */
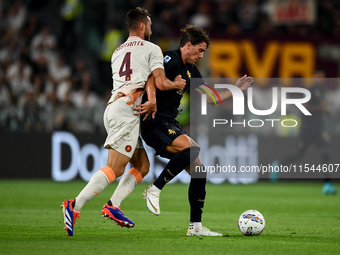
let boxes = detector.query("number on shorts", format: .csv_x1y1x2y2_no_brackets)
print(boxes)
119,52,132,81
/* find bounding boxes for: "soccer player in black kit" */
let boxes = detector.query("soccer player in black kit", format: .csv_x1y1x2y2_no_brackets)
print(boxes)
271,68,337,194
139,25,253,236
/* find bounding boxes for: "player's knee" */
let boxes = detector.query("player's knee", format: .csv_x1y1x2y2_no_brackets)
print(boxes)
178,146,200,166
189,146,200,163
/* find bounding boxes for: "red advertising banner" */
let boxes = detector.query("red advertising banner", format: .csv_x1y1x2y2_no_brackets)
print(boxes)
270,0,316,24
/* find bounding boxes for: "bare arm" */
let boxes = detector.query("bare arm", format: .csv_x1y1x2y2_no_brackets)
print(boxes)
152,68,186,91
145,75,156,102
133,69,186,120
133,75,157,120
195,75,254,104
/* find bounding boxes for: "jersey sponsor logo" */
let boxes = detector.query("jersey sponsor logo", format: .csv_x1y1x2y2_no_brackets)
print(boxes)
164,55,171,63
187,70,191,78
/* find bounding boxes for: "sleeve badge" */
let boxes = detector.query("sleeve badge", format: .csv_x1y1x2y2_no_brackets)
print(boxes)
164,55,171,63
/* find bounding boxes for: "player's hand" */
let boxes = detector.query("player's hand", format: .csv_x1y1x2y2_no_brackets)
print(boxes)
235,74,254,91
174,75,186,90
133,99,157,121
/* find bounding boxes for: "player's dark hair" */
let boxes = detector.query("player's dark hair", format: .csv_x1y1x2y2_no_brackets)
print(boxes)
126,7,150,31
179,24,210,48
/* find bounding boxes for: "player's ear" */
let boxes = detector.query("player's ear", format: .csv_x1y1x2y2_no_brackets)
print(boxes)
140,22,145,31
186,42,192,50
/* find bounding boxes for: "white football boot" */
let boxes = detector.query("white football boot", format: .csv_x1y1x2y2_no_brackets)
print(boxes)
186,224,223,236
143,184,161,215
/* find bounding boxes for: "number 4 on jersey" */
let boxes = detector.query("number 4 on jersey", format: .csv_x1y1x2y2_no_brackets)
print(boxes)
119,52,133,81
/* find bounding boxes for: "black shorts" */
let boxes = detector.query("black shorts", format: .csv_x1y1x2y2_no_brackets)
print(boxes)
141,112,187,159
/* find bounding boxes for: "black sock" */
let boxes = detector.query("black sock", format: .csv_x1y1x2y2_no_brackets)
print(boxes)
154,146,200,190
188,165,207,222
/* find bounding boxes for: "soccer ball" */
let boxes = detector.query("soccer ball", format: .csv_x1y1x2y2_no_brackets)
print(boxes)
238,209,265,236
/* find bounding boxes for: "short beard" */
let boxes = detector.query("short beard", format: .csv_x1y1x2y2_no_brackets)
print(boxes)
144,32,150,41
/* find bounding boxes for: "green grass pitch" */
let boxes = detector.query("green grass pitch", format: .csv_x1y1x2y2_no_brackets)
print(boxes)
0,180,339,255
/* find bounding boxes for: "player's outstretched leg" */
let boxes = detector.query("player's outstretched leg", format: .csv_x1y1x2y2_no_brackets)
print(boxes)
101,202,135,228
186,166,222,237
106,149,148,226
102,167,143,228
62,199,80,236
61,165,118,235
143,146,200,215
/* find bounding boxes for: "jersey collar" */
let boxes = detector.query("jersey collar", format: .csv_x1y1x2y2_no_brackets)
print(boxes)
128,36,142,40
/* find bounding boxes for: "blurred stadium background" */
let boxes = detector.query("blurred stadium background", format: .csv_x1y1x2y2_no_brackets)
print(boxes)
0,0,339,183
